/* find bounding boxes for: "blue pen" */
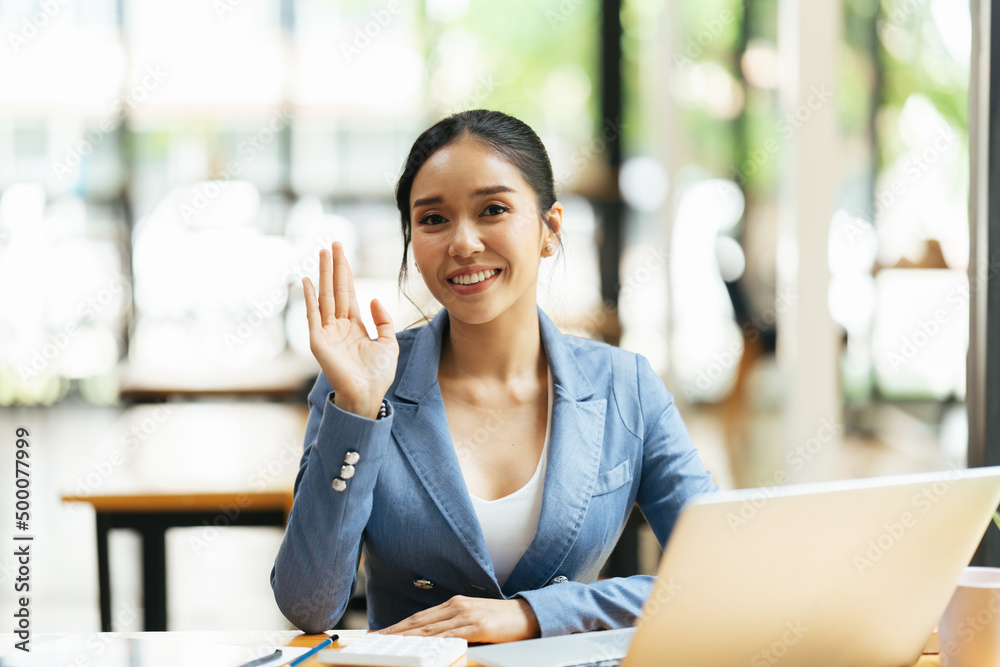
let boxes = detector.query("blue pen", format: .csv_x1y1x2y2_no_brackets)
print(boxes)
287,635,338,667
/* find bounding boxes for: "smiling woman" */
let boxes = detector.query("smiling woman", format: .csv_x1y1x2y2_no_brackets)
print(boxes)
406,132,561,329
270,109,718,643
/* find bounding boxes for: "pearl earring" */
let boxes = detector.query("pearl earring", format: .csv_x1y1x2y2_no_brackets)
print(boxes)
544,243,555,253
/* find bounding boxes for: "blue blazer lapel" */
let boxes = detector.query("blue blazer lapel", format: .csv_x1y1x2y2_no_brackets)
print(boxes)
501,309,607,595
388,306,608,597
389,309,500,590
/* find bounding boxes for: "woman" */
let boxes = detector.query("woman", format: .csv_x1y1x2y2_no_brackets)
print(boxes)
270,109,717,643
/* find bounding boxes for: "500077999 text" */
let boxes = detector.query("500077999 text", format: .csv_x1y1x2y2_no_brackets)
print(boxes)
13,426,32,652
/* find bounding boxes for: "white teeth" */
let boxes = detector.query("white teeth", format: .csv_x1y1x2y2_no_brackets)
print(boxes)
450,269,499,285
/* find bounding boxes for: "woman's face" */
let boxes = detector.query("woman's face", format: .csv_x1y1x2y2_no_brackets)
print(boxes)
409,136,560,326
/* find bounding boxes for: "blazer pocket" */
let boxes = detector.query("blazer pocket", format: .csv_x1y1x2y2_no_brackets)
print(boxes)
592,460,632,496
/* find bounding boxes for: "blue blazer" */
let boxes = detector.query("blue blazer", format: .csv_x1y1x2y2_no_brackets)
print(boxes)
270,306,718,637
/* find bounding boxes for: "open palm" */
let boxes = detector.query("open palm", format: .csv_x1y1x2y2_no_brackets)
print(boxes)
302,242,398,419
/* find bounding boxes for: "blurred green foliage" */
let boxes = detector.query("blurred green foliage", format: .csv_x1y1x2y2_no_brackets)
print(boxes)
876,0,969,169
664,0,968,196
428,0,600,132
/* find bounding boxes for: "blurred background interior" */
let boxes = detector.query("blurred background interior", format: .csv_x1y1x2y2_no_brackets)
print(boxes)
0,0,979,635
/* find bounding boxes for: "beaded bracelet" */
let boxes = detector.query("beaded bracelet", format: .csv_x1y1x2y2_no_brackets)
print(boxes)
328,394,386,492
329,392,389,420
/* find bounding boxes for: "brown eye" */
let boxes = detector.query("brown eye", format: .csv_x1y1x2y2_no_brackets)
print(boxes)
481,204,510,217
418,213,447,226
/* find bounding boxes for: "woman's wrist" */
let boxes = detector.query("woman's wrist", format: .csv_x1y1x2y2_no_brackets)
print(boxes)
331,392,386,420
515,598,541,639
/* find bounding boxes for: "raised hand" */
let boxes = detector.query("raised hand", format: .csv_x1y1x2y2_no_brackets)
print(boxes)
302,242,399,420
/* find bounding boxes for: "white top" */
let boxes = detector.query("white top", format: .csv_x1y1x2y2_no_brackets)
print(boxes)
469,367,553,587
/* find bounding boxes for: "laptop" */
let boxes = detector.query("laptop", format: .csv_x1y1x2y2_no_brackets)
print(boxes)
468,466,1000,667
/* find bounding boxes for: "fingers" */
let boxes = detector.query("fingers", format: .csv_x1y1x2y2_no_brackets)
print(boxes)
377,598,537,643
310,249,395,347
317,241,363,325
332,242,351,320
378,610,465,638
303,277,320,335
378,601,451,635
318,248,336,326
370,299,396,345
344,247,363,322
390,621,469,638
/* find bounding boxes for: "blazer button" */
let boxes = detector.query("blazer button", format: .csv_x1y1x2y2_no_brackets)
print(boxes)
551,575,569,584
344,451,360,465
331,478,347,492
413,579,434,590
340,464,356,479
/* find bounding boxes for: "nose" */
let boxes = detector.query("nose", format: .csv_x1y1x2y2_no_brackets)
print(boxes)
448,218,484,258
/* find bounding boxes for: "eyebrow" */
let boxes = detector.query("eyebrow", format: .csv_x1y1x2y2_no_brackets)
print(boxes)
411,185,517,210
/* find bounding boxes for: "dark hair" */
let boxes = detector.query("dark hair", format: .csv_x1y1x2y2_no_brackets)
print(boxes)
394,109,559,293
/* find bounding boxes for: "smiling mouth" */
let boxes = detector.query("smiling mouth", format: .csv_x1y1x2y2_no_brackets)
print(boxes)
448,269,501,285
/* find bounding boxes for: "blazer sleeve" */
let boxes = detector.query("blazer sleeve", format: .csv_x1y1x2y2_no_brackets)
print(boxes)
514,353,719,636
270,373,394,633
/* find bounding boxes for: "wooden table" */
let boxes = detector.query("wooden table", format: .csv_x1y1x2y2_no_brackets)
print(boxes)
0,630,943,666
61,402,305,632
